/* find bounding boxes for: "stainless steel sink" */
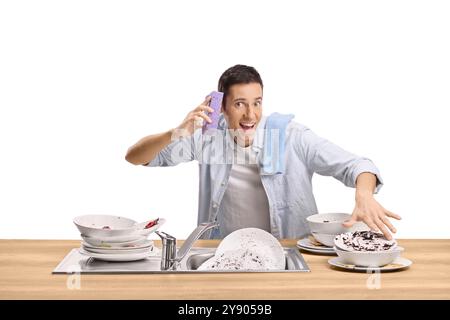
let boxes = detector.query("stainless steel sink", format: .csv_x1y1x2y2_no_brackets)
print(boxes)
53,247,310,274
182,247,310,272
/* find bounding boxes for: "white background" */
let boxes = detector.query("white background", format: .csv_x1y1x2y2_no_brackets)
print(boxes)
1,0,449,240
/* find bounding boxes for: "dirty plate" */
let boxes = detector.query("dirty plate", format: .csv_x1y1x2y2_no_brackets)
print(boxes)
214,228,286,270
81,234,148,246
78,247,159,262
297,238,336,254
81,245,153,255
328,256,412,272
81,239,153,250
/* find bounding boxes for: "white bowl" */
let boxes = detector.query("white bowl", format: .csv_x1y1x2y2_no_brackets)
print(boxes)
334,246,404,267
74,214,139,237
307,213,369,234
311,232,335,247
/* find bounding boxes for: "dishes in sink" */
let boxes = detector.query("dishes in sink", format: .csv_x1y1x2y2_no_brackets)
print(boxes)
198,228,286,271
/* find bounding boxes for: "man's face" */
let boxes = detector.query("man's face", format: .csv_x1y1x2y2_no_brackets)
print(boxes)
221,82,263,147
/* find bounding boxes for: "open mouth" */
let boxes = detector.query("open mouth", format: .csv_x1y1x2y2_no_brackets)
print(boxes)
239,122,256,131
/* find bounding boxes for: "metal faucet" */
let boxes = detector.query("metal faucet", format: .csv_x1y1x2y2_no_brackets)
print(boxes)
155,222,219,271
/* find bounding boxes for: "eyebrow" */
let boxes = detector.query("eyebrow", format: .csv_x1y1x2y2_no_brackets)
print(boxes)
233,97,263,102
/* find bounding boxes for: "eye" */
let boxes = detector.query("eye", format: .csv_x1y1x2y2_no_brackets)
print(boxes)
235,102,244,108
254,101,261,107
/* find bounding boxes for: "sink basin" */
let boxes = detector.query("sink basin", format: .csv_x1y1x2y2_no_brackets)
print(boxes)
53,247,310,274
183,248,310,272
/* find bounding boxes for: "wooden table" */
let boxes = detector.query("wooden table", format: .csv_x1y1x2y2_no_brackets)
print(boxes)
0,239,449,299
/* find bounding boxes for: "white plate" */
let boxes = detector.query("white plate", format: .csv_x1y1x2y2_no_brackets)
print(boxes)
215,228,285,270
81,234,148,246
81,239,153,250
297,245,337,255
297,238,335,251
328,256,412,272
78,247,158,262
82,245,153,255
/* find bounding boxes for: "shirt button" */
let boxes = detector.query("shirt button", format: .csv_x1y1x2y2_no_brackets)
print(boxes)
212,202,218,209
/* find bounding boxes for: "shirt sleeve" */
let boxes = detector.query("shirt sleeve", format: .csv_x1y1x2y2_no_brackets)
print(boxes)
144,129,202,167
294,125,384,194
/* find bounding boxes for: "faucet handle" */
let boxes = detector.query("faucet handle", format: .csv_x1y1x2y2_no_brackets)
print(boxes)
155,231,177,270
155,231,176,241
176,222,219,262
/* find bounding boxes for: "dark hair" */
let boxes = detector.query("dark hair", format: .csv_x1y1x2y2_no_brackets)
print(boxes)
218,64,263,108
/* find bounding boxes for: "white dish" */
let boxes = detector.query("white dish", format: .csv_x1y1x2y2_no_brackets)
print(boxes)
296,238,335,251
198,248,270,271
297,245,337,255
311,232,335,247
306,213,369,234
328,256,412,272
81,239,153,250
334,246,404,267
82,245,152,255
81,234,148,246
78,247,158,262
205,228,285,270
74,215,165,238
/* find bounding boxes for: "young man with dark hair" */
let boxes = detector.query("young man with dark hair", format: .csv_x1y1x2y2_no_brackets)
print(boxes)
125,64,400,240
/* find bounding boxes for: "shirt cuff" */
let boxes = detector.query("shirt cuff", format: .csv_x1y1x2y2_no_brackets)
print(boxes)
352,160,384,194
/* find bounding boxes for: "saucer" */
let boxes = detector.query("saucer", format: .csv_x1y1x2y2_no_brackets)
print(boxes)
328,256,413,272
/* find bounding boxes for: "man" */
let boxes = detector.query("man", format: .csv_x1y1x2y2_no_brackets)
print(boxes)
125,64,401,240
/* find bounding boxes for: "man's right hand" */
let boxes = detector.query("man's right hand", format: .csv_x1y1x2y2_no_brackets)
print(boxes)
174,96,214,137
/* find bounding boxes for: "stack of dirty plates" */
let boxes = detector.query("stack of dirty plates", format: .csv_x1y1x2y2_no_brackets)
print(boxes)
73,214,164,262
296,236,336,255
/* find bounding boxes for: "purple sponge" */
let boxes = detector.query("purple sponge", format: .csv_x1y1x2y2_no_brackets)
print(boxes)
203,91,224,134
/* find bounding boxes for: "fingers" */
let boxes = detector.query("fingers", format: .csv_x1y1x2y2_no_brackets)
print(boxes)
195,96,212,112
380,216,397,234
193,111,212,124
364,218,380,233
384,209,402,220
342,217,357,228
373,216,393,240
194,104,214,114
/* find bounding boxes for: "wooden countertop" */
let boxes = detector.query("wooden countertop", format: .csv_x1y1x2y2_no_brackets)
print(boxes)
0,239,449,299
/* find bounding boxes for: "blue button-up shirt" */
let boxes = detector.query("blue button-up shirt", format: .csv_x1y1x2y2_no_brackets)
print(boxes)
146,114,383,239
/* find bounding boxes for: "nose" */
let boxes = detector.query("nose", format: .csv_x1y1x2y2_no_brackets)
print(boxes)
244,105,257,120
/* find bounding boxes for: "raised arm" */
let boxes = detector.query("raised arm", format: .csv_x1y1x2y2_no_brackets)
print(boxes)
125,96,214,166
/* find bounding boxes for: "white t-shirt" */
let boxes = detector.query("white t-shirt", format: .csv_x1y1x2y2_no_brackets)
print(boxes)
217,142,271,238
